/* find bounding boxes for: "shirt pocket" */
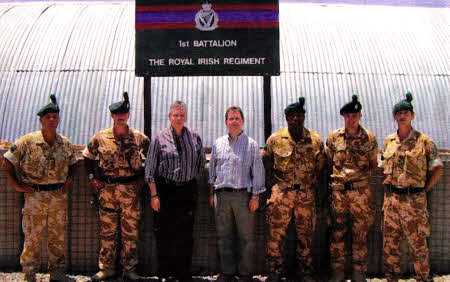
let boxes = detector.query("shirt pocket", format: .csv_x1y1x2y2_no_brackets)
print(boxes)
352,144,371,169
273,147,293,172
98,145,121,171
22,149,45,180
332,143,346,167
381,143,397,174
405,146,426,181
123,143,143,172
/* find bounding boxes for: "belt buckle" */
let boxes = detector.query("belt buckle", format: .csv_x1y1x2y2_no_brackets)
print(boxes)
348,182,354,190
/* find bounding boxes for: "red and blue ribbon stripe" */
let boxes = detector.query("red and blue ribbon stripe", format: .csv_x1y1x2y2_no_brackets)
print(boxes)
136,4,279,30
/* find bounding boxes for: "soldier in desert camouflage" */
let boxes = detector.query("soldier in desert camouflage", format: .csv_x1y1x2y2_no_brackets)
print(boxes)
2,95,77,282
380,93,443,282
326,95,378,282
263,97,325,282
83,92,149,281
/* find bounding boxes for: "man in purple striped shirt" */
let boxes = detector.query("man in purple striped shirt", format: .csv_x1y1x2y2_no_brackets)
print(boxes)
209,106,265,282
145,100,205,282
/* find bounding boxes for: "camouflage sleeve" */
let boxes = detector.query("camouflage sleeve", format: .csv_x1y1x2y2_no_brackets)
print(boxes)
141,134,150,160
368,132,379,161
425,138,443,169
316,139,327,173
3,137,26,166
325,134,334,164
82,135,99,160
68,143,78,166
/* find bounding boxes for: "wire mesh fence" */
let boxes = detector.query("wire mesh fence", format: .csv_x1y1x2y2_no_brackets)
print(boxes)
0,150,448,277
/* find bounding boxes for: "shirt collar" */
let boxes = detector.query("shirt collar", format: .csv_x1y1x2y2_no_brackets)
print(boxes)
393,127,416,143
228,130,245,141
36,131,63,146
340,125,364,139
170,126,186,137
280,127,311,142
104,126,133,140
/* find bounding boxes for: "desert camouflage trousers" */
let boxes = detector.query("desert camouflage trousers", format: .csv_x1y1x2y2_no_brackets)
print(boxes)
266,185,316,275
98,183,141,272
21,190,67,273
382,191,430,282
329,184,375,272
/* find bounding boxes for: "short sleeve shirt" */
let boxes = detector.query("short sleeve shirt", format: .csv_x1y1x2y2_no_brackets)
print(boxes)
265,127,325,189
381,129,442,188
3,131,77,185
83,127,150,177
326,126,378,184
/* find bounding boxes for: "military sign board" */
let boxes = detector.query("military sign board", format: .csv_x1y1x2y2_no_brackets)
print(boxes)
135,0,280,77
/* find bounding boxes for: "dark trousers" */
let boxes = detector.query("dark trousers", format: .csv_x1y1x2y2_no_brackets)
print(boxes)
154,179,197,280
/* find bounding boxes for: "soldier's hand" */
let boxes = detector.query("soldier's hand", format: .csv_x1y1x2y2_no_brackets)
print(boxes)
249,197,259,212
208,194,214,208
151,196,160,212
89,178,102,191
15,184,34,193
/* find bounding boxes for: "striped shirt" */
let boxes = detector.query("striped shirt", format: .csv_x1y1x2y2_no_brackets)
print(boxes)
145,126,205,183
209,132,266,195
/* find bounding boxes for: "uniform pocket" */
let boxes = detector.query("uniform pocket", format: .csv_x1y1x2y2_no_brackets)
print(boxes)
273,148,292,172
404,147,426,182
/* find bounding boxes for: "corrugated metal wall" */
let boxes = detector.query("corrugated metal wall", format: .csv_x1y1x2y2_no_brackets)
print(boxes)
0,2,448,148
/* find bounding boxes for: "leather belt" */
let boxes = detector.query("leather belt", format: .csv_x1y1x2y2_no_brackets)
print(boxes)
159,177,195,187
387,185,425,195
214,187,248,193
343,182,357,191
32,183,64,191
286,184,304,190
331,179,368,191
99,174,141,184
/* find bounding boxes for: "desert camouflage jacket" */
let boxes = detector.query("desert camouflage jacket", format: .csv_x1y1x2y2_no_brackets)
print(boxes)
326,126,378,185
83,127,149,177
264,127,325,190
381,128,442,188
3,131,77,185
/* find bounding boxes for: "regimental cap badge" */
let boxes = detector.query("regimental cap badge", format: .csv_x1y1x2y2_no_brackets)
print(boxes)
195,1,219,31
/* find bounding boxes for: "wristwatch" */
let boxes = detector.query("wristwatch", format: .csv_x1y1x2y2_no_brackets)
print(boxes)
88,173,95,180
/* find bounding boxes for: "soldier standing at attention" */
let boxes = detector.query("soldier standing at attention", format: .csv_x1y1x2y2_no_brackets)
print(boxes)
208,106,265,282
2,95,77,282
263,97,325,282
326,95,378,282
380,93,443,282
145,101,205,282
83,92,149,281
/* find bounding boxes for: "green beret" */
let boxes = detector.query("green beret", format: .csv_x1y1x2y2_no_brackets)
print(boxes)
340,95,362,115
285,97,306,116
393,92,414,113
109,92,130,114
37,94,59,117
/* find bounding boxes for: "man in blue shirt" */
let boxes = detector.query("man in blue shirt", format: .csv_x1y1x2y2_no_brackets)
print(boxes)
209,106,266,282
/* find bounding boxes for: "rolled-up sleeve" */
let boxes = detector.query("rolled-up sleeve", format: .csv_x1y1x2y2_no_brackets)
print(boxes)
82,136,99,160
251,144,266,195
145,134,160,183
3,138,25,166
426,139,443,169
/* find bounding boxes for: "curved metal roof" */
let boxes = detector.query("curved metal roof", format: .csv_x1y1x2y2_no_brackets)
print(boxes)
0,2,448,148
